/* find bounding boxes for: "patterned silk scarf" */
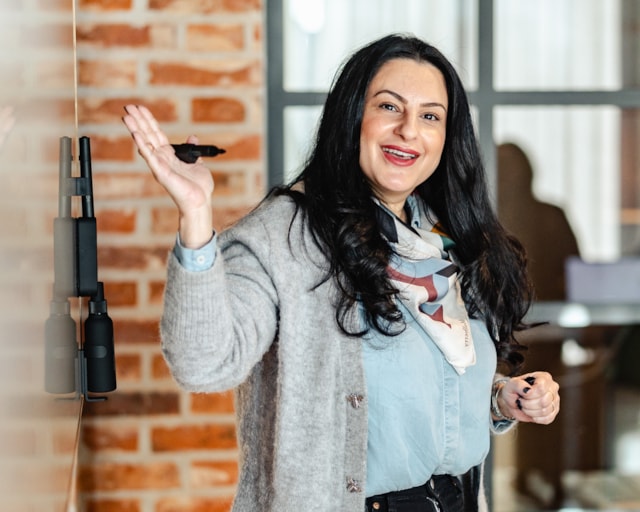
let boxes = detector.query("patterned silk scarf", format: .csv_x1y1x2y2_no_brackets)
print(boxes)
374,197,476,375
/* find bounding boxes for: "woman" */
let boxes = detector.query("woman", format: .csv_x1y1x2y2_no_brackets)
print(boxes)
123,34,559,512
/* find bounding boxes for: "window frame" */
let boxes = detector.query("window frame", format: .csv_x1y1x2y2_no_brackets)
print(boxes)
267,0,640,191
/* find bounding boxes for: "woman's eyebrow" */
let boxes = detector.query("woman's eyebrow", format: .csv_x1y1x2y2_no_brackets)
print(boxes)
373,89,447,113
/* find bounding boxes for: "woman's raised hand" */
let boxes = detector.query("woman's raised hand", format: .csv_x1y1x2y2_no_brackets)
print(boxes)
122,104,214,248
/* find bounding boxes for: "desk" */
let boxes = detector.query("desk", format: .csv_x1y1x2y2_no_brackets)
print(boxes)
527,301,640,327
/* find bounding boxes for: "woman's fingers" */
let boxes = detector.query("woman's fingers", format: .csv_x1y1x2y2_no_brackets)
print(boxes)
132,104,170,148
512,372,560,424
499,371,560,424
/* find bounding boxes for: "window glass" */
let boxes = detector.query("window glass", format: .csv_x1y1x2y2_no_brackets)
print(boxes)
283,105,322,183
494,106,621,261
283,0,478,92
494,0,622,90
0,3,82,511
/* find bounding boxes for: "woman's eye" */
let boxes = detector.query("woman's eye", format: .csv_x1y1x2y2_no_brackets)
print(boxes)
380,103,397,112
423,113,439,121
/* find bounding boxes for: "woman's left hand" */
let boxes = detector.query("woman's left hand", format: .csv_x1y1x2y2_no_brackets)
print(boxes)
495,371,560,425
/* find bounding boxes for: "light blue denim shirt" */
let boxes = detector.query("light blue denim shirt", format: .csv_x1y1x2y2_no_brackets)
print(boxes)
173,202,501,498
362,310,496,496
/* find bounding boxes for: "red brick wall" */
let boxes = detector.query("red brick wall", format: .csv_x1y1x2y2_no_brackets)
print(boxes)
73,1,265,511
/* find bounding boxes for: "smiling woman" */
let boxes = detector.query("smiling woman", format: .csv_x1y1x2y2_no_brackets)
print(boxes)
359,59,448,221
122,34,560,512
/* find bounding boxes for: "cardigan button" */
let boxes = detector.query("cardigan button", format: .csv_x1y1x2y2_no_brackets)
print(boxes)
346,476,362,493
346,393,364,409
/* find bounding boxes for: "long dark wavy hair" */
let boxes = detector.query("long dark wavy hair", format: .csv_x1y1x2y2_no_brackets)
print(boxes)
275,34,532,372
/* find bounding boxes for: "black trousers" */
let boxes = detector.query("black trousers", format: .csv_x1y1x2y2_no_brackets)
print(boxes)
365,467,480,512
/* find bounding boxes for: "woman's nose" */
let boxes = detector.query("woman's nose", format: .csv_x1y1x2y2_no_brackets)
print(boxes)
394,113,418,139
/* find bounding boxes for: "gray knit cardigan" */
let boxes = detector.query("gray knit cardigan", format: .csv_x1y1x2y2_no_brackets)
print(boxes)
161,195,489,511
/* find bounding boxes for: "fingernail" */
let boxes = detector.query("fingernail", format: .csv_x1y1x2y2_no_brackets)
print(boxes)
525,376,536,385
523,387,531,394
516,399,523,410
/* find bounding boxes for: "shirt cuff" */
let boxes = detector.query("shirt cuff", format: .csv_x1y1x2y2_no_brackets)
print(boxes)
172,231,216,272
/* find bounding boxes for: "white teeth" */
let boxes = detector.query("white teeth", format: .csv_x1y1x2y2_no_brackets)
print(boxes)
383,147,416,159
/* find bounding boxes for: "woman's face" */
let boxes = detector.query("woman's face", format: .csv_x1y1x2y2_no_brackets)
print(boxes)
359,58,448,216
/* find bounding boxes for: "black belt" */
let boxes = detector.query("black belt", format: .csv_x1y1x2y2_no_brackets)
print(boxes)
365,474,464,512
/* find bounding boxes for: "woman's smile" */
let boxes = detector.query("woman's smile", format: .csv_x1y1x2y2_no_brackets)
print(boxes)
381,145,420,165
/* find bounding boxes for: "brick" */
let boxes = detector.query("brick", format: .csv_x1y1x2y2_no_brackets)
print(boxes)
221,0,261,11
152,424,237,451
83,391,179,417
86,135,135,162
109,318,161,345
79,0,133,10
192,97,245,123
252,20,262,49
98,245,169,271
103,280,137,307
115,353,142,381
79,98,177,124
82,424,139,451
85,499,141,512
155,496,235,512
151,206,180,235
93,173,166,199
149,281,166,305
151,353,172,379
96,208,136,233
77,24,151,48
190,391,234,414
190,460,238,487
149,0,217,12
149,60,260,87
210,169,246,197
214,134,261,161
75,24,176,49
78,59,137,88
186,24,244,52
78,461,180,491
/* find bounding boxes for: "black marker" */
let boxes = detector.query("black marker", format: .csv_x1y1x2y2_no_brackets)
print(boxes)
171,143,226,163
